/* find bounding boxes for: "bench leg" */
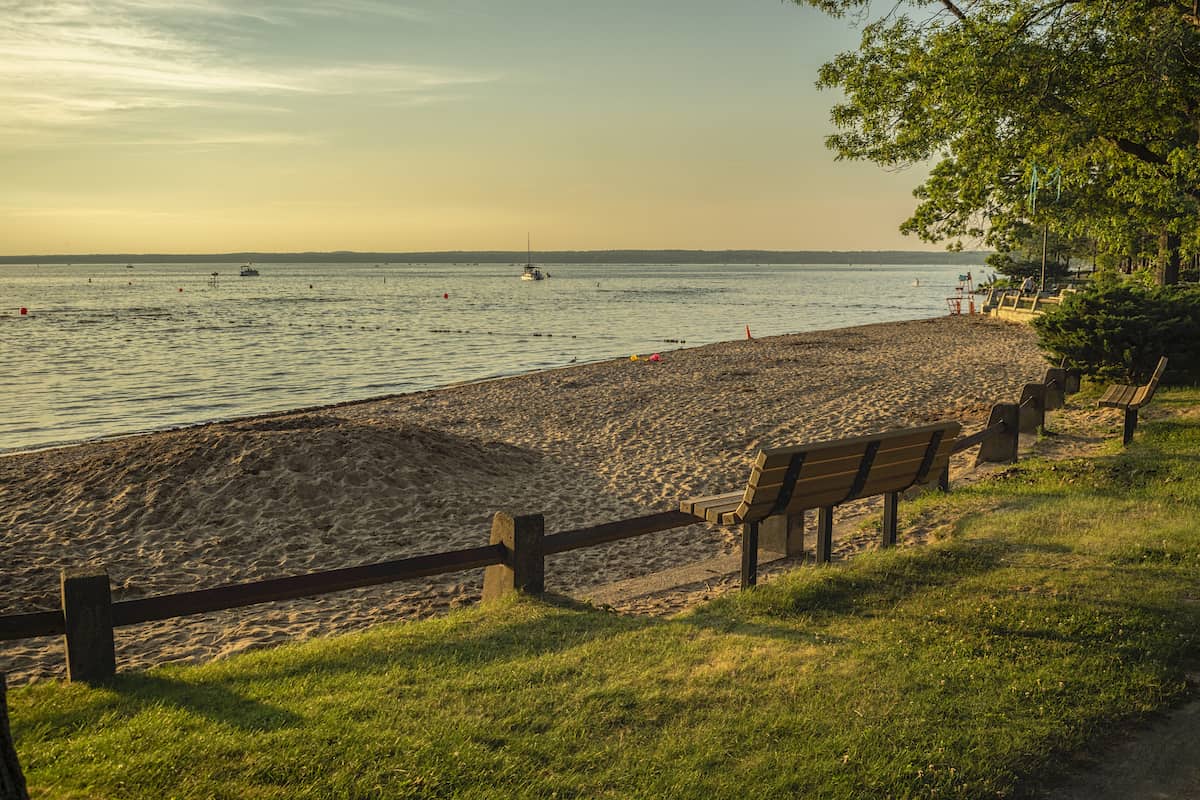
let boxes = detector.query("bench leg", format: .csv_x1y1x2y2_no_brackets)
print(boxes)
882,492,899,547
759,512,805,557
816,507,833,563
740,521,759,589
1123,407,1138,446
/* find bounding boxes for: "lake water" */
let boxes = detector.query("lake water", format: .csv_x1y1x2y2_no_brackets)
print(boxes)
0,261,980,452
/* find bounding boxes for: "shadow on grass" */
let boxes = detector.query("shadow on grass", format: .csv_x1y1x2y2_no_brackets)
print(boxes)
115,673,302,731
196,594,652,688
20,671,303,737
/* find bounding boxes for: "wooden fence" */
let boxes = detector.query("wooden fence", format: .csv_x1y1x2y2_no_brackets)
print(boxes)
0,366,1079,684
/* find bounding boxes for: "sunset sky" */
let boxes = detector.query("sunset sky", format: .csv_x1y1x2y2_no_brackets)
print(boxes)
0,1,939,255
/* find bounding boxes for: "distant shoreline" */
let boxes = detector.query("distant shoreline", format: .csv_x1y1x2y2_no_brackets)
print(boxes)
0,249,990,266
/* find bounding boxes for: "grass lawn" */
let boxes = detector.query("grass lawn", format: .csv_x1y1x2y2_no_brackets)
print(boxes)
8,390,1200,799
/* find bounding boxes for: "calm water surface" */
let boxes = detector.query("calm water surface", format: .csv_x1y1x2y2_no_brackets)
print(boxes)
0,262,978,452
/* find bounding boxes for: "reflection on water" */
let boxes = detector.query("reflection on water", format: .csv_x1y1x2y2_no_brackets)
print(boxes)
0,261,976,452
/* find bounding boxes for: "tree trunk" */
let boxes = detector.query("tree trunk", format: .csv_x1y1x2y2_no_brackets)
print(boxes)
0,675,30,800
1158,231,1181,285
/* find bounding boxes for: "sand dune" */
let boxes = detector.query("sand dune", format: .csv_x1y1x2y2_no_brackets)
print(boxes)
0,316,1047,681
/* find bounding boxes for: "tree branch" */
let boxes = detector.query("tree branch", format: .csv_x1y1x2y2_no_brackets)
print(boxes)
940,1,968,20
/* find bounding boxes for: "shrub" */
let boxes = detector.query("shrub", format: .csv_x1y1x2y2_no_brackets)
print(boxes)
1032,277,1200,383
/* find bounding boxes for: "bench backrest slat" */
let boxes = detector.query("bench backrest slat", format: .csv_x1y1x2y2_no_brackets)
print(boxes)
1136,356,1168,407
735,421,961,523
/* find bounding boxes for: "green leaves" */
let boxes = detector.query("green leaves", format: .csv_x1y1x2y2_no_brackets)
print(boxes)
794,0,1200,259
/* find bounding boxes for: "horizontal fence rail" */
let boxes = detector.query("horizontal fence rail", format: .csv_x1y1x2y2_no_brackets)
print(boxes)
0,360,1085,682
950,420,1007,454
0,611,64,643
112,544,507,627
544,511,697,556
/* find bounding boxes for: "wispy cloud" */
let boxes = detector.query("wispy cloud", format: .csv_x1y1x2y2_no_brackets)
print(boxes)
0,1,497,143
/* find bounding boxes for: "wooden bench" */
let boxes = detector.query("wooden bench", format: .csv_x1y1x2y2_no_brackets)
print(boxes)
1098,356,1167,445
680,421,961,588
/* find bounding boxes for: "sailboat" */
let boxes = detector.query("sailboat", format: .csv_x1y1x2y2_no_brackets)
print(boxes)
521,233,544,281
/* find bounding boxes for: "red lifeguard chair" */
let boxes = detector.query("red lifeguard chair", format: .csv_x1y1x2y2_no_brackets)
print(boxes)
946,272,976,315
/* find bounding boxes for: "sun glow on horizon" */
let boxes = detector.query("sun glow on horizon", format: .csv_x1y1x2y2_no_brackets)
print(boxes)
0,1,942,255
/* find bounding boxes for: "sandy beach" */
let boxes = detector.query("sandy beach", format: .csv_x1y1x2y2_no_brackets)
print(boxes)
1,316,1047,682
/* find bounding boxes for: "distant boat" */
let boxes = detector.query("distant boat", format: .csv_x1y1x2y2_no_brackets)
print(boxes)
521,233,544,281
239,263,260,277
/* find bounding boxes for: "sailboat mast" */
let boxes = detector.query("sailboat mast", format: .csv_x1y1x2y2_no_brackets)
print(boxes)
527,232,531,266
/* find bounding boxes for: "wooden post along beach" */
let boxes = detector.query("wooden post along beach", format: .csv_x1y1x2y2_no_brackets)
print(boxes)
679,422,962,588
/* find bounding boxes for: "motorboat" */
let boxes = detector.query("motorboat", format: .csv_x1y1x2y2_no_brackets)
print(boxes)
239,263,259,277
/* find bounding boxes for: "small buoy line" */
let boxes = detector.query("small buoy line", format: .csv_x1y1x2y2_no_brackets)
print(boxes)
429,328,685,344
429,326,578,335
429,328,575,338
4,308,692,346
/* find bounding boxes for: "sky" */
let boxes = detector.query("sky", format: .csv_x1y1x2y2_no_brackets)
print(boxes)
0,0,940,255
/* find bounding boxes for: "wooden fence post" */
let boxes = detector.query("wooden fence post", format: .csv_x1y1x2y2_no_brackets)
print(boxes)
881,493,899,547
1018,383,1046,434
816,507,834,563
482,513,545,601
1059,358,1081,394
977,403,1019,465
1044,368,1067,410
60,569,115,684
1,674,30,800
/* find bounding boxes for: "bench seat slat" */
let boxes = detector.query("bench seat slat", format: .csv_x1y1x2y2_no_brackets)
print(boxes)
1099,384,1137,408
702,497,744,524
679,491,741,516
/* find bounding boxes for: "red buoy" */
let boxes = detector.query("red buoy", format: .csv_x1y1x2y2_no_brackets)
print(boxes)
443,293,449,299
178,288,183,292
19,307,27,315
745,325,752,339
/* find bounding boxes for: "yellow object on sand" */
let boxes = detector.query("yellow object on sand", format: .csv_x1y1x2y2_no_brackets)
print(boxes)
630,354,639,361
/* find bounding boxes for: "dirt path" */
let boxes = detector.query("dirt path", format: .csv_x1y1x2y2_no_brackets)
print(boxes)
1040,677,1200,799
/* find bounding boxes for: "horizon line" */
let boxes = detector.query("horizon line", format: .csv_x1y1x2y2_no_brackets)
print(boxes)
1,247,991,262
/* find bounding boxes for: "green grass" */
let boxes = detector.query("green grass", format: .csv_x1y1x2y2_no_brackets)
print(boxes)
10,390,1200,799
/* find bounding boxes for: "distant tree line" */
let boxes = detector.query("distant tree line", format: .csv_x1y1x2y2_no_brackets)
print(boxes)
0,250,992,266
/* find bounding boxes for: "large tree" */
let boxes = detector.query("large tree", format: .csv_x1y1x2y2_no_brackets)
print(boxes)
796,0,1200,284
